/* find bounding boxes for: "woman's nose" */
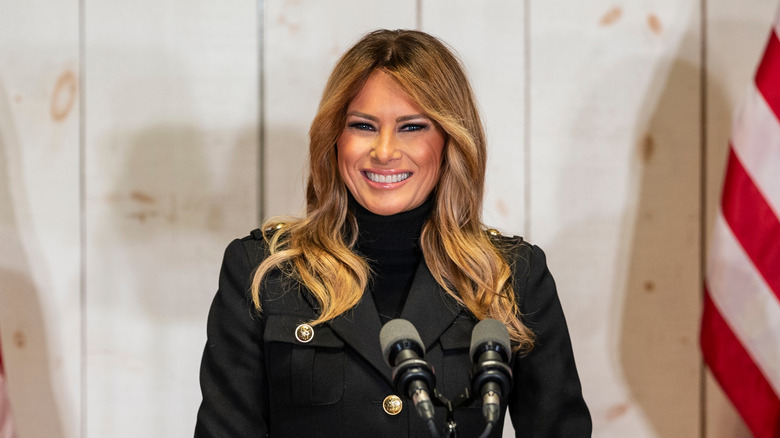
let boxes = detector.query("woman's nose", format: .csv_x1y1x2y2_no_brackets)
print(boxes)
371,132,401,163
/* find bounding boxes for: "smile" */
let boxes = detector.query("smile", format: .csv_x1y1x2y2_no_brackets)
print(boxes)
364,171,412,184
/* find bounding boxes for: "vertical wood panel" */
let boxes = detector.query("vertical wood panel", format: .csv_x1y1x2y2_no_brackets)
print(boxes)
0,1,81,437
704,0,778,436
84,0,258,436
264,0,417,218
530,1,702,436
421,0,527,236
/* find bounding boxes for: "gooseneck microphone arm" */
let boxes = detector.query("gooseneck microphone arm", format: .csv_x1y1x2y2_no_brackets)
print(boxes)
380,319,440,438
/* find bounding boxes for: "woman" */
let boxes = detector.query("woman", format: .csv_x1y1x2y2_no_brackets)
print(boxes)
195,29,591,437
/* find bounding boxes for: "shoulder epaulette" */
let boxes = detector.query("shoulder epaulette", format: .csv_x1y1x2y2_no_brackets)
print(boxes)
485,228,524,245
247,222,287,241
249,228,264,240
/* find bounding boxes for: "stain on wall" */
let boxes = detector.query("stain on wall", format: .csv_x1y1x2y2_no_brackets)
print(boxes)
600,7,623,26
50,70,78,122
647,14,663,35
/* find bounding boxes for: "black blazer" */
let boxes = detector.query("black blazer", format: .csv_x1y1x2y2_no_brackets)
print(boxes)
195,230,591,437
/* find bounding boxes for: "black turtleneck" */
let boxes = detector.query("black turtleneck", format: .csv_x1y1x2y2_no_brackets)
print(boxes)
350,195,433,324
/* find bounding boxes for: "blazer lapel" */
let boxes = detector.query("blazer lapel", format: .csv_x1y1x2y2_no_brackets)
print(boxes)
325,260,463,385
400,261,462,351
327,291,392,384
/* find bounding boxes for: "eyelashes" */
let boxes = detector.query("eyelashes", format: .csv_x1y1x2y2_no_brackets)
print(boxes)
346,121,430,132
348,122,375,131
400,123,427,132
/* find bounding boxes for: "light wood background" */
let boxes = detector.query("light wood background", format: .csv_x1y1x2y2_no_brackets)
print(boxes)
1,0,777,436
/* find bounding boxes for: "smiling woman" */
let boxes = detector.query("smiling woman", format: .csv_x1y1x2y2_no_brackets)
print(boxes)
195,29,591,438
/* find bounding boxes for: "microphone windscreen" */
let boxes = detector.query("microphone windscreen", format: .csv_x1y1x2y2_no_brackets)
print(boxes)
469,319,511,360
379,319,424,366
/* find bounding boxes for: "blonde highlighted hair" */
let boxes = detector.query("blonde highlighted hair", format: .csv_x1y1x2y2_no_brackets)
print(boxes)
251,29,534,351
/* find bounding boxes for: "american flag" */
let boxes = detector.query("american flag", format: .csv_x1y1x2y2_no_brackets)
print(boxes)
701,6,780,437
0,335,15,438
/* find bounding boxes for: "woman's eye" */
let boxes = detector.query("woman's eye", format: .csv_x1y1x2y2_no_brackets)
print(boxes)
348,122,375,131
400,123,427,132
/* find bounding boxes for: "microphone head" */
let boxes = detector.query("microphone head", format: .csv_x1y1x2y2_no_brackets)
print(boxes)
469,319,511,360
379,319,424,367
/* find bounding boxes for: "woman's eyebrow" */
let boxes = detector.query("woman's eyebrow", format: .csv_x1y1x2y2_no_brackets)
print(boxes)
396,114,427,122
346,111,428,123
346,111,378,122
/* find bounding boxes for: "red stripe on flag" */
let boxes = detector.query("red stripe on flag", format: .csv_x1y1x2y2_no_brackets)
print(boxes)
701,290,780,438
721,146,780,299
756,29,780,121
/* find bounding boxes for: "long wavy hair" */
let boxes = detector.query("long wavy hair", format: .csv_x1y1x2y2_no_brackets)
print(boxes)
251,29,534,351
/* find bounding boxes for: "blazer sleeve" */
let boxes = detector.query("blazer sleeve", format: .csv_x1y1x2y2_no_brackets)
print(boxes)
508,244,592,437
195,238,269,437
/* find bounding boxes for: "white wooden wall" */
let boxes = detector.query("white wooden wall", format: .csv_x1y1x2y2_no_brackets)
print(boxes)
0,0,777,437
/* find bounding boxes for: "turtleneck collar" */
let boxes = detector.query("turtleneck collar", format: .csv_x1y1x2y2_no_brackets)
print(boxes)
349,193,434,251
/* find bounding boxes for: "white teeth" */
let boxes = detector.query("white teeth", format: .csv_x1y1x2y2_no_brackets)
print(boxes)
365,172,411,183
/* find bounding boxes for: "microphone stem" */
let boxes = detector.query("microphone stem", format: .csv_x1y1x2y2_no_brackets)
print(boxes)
412,386,431,404
477,422,494,438
411,388,439,438
482,389,500,424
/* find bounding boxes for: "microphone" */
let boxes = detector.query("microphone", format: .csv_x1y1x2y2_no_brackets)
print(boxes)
379,319,438,436
470,319,513,428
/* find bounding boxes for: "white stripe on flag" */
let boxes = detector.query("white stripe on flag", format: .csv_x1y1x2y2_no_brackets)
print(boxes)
708,211,780,395
731,83,780,217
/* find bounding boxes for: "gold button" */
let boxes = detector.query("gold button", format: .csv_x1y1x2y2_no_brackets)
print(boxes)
274,222,284,230
295,324,314,343
487,228,500,236
382,395,403,415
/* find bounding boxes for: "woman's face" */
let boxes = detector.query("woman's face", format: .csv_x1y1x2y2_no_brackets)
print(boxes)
337,70,445,216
